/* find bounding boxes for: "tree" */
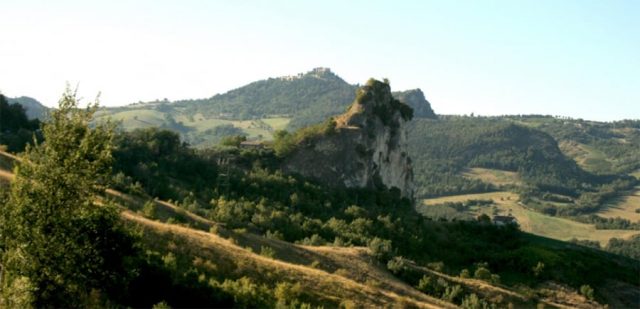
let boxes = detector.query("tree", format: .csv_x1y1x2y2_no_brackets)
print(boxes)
0,88,136,307
0,94,40,152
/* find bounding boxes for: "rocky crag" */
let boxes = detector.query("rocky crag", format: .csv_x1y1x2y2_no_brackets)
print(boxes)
283,79,415,199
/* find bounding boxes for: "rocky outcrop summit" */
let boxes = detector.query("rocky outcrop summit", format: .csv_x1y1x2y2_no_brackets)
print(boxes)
283,79,414,199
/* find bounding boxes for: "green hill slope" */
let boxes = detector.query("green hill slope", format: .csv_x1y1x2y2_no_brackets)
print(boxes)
408,117,637,216
94,68,437,147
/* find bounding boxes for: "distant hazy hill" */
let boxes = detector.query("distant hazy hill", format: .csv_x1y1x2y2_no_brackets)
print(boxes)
507,116,640,175
409,117,596,196
7,96,48,120
175,67,357,129
164,67,436,128
392,89,436,119
95,68,437,146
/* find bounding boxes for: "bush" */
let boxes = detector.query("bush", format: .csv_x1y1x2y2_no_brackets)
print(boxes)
474,267,492,281
259,246,276,259
442,284,463,303
274,282,302,305
417,275,433,293
461,293,491,309
368,237,393,261
387,256,410,275
579,284,594,300
143,200,157,218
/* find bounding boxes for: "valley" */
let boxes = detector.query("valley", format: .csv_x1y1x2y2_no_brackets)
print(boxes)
420,191,640,246
1,73,639,308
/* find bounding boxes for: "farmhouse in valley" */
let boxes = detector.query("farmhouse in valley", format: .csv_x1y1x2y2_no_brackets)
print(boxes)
492,215,518,226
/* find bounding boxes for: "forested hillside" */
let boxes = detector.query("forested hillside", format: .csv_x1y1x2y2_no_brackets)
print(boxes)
409,116,637,216
508,116,640,175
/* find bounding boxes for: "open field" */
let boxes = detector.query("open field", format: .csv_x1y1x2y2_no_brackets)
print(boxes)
182,117,233,131
421,192,640,246
261,117,291,131
559,141,614,174
461,168,521,187
96,108,292,145
597,187,640,222
95,109,167,129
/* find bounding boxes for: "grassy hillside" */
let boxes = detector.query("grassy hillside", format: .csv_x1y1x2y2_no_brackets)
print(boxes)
2,138,639,308
408,117,638,219
94,68,436,148
511,116,640,175
597,187,640,222
420,192,640,246
462,168,522,188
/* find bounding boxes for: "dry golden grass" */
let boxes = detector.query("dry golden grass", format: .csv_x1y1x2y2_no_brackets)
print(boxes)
103,187,452,307
461,168,521,187
423,192,640,246
597,187,640,223
422,191,519,206
122,210,452,308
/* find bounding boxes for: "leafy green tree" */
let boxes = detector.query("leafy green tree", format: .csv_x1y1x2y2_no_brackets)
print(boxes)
0,94,40,152
0,88,135,308
219,134,247,147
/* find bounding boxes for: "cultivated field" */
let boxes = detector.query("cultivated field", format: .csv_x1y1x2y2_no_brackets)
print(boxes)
598,187,640,222
421,192,640,246
559,141,614,174
96,108,292,145
461,168,521,187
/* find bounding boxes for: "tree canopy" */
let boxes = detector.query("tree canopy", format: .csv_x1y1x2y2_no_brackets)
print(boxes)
0,88,135,308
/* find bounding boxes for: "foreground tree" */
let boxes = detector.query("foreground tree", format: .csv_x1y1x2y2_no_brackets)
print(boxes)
0,88,135,307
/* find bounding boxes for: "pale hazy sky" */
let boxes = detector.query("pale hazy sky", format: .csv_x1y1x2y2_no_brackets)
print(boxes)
1,0,638,120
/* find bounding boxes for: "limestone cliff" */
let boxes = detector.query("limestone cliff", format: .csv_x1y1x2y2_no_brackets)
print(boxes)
282,79,414,199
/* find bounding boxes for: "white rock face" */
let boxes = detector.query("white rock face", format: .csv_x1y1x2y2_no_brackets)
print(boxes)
283,80,414,199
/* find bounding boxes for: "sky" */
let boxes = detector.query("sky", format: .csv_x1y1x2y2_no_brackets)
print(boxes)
1,0,638,121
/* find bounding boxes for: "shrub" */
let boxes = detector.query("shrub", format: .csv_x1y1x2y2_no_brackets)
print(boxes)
143,200,157,218
417,275,433,293
368,237,393,261
259,246,276,259
387,256,410,275
579,284,594,300
532,261,545,277
427,261,445,272
274,282,302,305
442,284,464,303
460,293,491,309
474,267,492,281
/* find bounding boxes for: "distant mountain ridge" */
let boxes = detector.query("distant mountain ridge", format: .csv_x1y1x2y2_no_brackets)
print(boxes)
7,96,48,120
110,68,437,129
